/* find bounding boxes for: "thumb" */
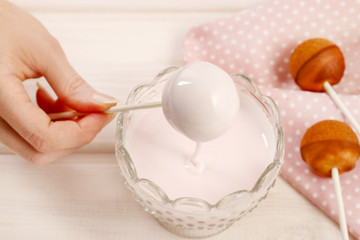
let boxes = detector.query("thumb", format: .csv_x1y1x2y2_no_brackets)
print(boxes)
41,44,116,113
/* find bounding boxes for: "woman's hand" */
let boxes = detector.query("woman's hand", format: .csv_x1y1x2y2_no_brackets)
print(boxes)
0,1,116,166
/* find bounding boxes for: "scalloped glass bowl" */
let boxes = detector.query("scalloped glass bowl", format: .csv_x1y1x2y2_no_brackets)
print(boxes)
115,67,284,238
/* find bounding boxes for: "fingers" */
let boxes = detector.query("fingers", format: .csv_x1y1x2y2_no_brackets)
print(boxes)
0,75,115,153
38,39,117,113
0,117,75,166
36,82,71,113
0,1,117,165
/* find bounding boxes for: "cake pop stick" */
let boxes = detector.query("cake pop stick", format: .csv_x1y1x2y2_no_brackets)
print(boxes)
301,120,360,240
289,38,360,135
49,61,239,143
323,82,360,135
332,168,349,240
49,101,162,120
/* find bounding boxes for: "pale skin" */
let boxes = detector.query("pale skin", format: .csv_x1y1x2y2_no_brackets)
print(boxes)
0,1,116,166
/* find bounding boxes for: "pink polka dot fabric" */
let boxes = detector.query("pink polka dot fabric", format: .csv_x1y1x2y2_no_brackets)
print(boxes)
183,0,360,238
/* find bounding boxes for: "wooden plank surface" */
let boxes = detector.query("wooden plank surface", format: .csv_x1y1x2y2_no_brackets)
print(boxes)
0,154,344,240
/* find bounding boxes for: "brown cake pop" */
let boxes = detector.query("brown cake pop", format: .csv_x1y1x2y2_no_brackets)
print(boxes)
290,38,360,150
289,38,345,92
300,120,360,177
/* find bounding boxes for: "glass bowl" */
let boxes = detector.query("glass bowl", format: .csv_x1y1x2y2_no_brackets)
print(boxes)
115,67,284,238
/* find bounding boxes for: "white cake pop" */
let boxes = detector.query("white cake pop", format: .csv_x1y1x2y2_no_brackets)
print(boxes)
162,61,239,142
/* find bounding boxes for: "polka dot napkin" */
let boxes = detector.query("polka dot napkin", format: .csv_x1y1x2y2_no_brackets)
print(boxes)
183,0,360,237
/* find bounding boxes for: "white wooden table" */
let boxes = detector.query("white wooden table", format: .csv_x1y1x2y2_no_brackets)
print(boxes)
0,1,350,239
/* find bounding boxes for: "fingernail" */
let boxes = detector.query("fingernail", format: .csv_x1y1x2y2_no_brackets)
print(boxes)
103,99,121,104
92,92,118,105
36,81,46,90
106,113,117,124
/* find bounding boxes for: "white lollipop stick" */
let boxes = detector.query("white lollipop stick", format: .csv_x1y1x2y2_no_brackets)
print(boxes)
331,167,349,240
324,81,352,239
324,81,360,135
49,101,162,120
105,102,162,113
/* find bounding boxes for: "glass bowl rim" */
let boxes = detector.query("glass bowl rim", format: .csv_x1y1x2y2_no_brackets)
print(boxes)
115,66,285,213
